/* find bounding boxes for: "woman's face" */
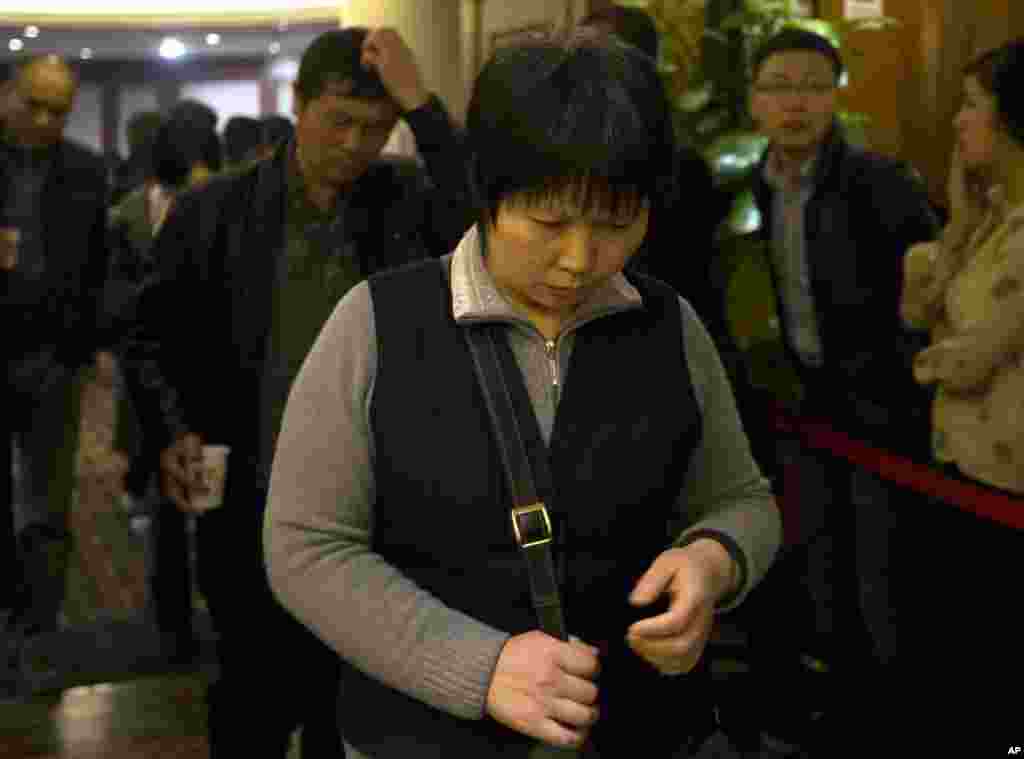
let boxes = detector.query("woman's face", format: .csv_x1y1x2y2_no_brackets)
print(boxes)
485,186,649,334
954,75,1001,170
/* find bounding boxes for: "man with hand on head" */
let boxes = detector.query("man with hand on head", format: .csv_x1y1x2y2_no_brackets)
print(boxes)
121,28,474,758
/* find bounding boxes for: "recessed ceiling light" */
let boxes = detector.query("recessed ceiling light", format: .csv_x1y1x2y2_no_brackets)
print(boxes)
206,33,221,46
160,37,187,60
8,38,23,52
268,41,281,55
24,26,39,39
80,47,93,60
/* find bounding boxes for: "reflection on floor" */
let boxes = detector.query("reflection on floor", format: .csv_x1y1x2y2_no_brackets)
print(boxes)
1,676,210,758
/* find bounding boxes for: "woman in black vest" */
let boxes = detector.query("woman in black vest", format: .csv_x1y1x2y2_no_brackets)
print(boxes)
264,31,780,758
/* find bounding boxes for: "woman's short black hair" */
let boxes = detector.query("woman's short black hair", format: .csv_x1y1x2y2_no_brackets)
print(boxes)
152,103,223,189
965,38,1024,149
295,27,389,104
466,30,676,234
751,28,844,83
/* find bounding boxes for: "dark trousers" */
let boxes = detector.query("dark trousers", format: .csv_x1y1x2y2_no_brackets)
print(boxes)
196,497,344,758
742,439,897,749
150,497,194,641
1,416,15,611
8,365,79,633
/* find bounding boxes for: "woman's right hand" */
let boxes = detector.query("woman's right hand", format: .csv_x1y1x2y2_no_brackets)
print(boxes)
948,144,988,232
485,631,601,749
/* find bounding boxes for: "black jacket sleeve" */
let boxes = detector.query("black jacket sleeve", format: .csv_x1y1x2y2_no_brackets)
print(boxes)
401,94,475,257
120,190,210,452
65,170,113,368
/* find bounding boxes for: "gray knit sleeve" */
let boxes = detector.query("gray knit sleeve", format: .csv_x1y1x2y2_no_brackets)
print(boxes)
263,280,510,722
673,298,781,610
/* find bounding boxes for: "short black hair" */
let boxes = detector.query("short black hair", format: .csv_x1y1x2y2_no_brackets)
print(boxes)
751,28,844,83
152,103,223,189
125,110,162,155
222,115,263,164
261,115,295,149
168,98,218,133
579,6,659,61
965,38,1024,148
466,30,675,235
295,27,389,104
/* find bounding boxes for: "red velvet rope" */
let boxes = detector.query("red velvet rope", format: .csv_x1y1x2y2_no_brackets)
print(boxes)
769,406,1024,531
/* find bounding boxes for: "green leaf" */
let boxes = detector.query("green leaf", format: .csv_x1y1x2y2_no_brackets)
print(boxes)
746,0,789,14
613,0,651,7
720,11,751,31
702,28,730,44
704,131,769,183
696,110,732,137
722,189,764,236
677,83,714,113
838,110,871,148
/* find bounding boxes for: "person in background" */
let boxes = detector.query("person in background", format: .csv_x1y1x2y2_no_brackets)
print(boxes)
104,102,224,664
111,109,162,204
264,30,779,758
741,28,938,751
0,55,111,673
901,37,1024,736
121,27,474,758
222,114,263,169
259,114,295,160
578,5,734,345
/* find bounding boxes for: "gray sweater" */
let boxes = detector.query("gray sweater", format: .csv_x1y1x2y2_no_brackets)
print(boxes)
264,227,781,757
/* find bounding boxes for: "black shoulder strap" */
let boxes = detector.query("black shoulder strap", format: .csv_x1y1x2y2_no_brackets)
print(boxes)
462,316,568,641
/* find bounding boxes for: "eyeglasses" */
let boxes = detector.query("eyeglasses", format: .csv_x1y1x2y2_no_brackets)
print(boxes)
752,82,836,96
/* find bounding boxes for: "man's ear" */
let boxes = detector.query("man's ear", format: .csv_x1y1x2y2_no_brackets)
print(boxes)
292,84,304,120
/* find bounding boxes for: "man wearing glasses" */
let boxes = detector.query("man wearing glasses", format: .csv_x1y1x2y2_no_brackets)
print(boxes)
743,28,937,751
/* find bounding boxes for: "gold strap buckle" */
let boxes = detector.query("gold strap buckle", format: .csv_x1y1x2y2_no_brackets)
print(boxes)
511,503,553,549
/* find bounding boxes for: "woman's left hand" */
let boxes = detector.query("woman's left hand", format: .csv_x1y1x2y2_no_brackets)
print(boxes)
625,540,737,676
913,330,1002,393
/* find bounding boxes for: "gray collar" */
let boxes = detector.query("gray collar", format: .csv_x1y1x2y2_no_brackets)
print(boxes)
449,226,644,334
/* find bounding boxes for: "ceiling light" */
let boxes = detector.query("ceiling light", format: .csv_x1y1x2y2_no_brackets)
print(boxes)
160,37,187,60
8,38,22,52
206,33,220,46
80,47,93,60
268,41,281,55
24,26,39,39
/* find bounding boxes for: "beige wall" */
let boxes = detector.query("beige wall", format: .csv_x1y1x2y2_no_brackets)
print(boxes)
340,0,584,122
472,0,583,86
480,0,580,58
343,0,467,119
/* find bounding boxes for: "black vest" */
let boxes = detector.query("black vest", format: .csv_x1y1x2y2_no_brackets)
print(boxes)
346,260,705,757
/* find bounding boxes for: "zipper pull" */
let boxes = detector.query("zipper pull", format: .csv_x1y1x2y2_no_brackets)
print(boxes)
545,339,560,403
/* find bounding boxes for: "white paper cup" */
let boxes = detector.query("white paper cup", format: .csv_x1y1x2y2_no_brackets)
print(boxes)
191,445,231,512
